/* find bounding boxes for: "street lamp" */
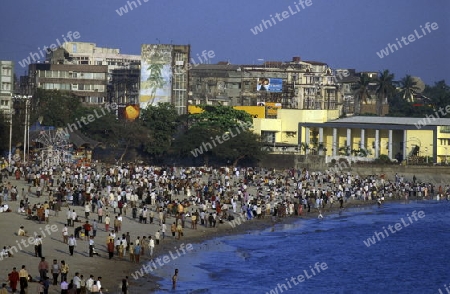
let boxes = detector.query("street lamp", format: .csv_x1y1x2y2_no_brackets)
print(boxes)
11,95,32,164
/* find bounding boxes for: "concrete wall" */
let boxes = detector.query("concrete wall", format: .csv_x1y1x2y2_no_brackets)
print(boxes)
260,154,450,183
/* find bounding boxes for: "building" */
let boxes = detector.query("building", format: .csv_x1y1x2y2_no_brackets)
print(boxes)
188,57,342,118
109,62,140,105
335,69,389,116
139,44,190,114
28,63,108,104
0,61,14,115
46,42,141,84
299,116,450,164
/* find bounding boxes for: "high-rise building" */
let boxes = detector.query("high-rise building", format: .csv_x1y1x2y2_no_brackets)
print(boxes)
140,44,190,114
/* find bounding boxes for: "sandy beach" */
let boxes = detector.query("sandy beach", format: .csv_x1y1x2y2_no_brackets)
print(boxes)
0,172,423,293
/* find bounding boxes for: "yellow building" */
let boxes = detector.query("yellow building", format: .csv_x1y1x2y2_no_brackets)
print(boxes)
252,109,340,151
299,116,450,164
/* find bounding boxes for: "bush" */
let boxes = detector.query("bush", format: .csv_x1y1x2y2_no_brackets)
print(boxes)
374,154,391,164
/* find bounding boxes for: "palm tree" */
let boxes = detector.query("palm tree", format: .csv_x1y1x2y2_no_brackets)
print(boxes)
376,70,395,116
354,73,372,114
400,75,421,102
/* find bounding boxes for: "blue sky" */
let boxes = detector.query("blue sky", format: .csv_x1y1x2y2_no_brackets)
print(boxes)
1,0,448,84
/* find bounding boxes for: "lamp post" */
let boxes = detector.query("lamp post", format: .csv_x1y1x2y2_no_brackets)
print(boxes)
8,110,13,163
12,95,32,164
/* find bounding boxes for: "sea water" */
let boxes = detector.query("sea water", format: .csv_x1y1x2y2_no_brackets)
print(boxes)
151,201,450,294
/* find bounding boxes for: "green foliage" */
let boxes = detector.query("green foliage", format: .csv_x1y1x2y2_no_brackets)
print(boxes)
31,89,82,127
400,75,421,102
389,79,449,117
0,112,9,155
190,105,253,132
374,154,391,164
140,103,179,156
213,130,266,166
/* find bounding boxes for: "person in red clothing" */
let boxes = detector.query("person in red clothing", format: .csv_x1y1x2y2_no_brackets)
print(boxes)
83,221,92,241
8,267,19,293
107,239,115,259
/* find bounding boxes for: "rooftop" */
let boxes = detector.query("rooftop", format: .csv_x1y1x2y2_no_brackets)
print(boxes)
330,116,450,126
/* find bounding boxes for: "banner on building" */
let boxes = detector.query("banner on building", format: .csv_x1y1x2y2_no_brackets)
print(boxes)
256,78,283,92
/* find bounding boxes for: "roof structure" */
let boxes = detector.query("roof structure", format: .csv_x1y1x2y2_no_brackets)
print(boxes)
328,116,450,126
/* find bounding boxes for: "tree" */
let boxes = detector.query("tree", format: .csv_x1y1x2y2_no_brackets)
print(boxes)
375,70,395,116
173,105,262,166
214,130,266,167
31,89,82,127
400,75,421,102
423,80,450,113
189,105,253,131
354,74,373,114
140,103,179,158
0,112,9,156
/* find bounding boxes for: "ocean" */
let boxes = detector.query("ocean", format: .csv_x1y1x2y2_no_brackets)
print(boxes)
151,200,450,294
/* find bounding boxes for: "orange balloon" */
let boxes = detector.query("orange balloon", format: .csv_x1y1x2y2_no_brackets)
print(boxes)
125,105,139,120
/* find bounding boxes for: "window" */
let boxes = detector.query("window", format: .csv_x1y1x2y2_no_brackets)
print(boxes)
2,67,11,76
73,44,77,53
261,131,275,143
1,83,11,90
93,73,105,79
0,100,9,106
440,126,450,133
84,96,104,104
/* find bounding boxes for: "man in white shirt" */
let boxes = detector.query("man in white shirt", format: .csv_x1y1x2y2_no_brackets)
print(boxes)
85,275,94,293
68,234,77,256
71,210,77,227
148,236,155,258
73,272,81,292
62,225,68,244
96,277,102,290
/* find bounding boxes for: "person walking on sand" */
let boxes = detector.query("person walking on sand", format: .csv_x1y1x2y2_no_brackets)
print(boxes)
107,239,115,259
177,223,183,239
62,224,69,244
8,267,19,293
51,259,60,286
19,265,28,293
171,222,176,237
148,236,154,258
38,257,49,281
172,269,178,290
60,261,69,283
134,243,141,263
68,234,77,256
129,242,135,263
104,214,110,232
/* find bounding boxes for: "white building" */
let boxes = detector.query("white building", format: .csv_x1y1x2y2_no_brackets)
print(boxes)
0,61,14,115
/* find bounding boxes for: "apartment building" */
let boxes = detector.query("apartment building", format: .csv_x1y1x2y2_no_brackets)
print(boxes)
46,42,141,84
188,57,341,114
28,63,108,104
0,61,14,115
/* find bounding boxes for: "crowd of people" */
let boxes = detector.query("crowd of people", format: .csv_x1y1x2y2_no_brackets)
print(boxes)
1,161,449,293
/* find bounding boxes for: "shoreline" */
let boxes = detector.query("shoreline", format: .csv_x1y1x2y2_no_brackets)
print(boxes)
133,197,406,292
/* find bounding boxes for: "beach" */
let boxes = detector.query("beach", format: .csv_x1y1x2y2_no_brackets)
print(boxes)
0,168,444,293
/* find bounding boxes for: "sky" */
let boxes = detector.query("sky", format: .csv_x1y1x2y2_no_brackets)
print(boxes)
1,0,449,85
